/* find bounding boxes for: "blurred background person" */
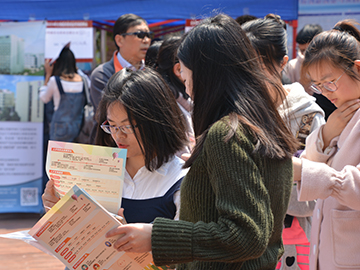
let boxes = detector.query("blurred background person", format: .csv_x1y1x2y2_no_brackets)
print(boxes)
145,39,163,68
156,36,195,155
242,15,325,270
292,19,360,270
39,46,87,142
89,13,152,143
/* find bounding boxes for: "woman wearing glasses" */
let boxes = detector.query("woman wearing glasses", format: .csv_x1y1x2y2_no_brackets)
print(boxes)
105,14,299,269
292,20,360,270
43,68,189,225
95,68,188,224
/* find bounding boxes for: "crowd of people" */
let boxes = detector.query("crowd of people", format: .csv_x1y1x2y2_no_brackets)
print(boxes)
41,12,360,270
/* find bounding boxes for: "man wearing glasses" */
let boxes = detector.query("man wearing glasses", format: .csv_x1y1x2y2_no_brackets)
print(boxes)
89,13,153,143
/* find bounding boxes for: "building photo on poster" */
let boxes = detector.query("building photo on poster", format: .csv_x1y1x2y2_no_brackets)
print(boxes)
0,20,46,213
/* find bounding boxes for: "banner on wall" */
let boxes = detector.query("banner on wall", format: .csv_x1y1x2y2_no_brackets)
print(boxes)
45,20,93,72
285,0,360,60
0,21,46,213
184,19,201,33
298,0,360,31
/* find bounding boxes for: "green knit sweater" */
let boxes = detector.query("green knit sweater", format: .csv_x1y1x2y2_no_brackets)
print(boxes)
151,117,293,270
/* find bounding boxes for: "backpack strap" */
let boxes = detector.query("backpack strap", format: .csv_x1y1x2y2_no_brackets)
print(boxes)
54,76,65,95
81,76,92,106
296,112,317,150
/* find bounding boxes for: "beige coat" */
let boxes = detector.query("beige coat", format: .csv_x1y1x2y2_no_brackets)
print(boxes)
297,108,360,270
283,52,304,84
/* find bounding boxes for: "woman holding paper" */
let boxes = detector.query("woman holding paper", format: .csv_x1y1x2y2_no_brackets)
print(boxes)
42,68,189,224
105,14,299,270
39,45,90,143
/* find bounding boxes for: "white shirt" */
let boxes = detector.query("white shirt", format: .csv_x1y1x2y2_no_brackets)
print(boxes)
39,76,83,111
123,155,188,220
117,51,145,71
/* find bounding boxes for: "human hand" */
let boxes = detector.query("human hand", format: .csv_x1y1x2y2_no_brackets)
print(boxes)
114,208,127,225
180,153,191,161
42,178,60,212
105,223,153,253
322,99,360,149
43,59,54,85
44,59,54,74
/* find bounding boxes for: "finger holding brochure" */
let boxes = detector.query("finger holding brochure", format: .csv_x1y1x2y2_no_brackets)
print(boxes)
29,185,160,270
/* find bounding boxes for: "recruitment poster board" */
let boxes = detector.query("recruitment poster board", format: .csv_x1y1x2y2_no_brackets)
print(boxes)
45,20,93,72
0,21,46,213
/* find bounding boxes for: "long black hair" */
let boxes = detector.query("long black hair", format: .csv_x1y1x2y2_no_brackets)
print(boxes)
157,36,189,100
95,68,188,171
52,47,78,78
177,14,298,167
242,16,288,81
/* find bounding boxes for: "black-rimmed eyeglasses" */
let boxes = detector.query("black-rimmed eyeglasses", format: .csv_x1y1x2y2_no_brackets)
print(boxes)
310,70,347,94
100,120,137,135
121,31,154,40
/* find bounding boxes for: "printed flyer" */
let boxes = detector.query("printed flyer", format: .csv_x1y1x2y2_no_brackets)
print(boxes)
29,185,159,270
46,140,127,214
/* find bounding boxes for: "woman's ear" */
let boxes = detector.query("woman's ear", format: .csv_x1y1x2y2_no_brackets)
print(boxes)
173,62,182,80
280,55,289,70
354,60,360,73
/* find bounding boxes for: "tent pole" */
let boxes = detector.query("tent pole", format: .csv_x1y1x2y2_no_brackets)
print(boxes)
101,29,107,63
92,27,97,70
292,20,298,59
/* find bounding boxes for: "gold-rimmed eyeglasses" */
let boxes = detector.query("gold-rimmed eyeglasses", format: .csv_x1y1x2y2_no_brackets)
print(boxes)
310,69,347,94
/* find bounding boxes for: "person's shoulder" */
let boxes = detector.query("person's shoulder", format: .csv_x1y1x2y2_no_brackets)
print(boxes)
288,57,298,64
285,82,306,94
47,76,57,87
155,156,188,183
285,58,298,70
48,76,56,83
162,155,184,166
91,58,114,77
209,115,245,133
208,116,231,136
207,115,250,145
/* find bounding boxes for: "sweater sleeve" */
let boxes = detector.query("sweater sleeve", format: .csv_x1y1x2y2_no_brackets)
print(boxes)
151,121,274,265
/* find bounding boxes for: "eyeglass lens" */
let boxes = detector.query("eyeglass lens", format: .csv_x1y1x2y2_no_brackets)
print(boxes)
137,31,154,39
122,31,154,39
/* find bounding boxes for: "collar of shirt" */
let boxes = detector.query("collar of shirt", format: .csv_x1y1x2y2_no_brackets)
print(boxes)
116,51,145,71
123,156,188,199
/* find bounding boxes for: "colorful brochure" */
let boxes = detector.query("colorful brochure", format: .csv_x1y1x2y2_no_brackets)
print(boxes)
29,185,160,270
46,140,127,214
